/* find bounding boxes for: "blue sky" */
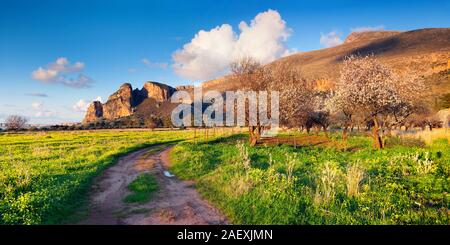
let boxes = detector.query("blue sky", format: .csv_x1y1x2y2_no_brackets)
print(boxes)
1,0,449,124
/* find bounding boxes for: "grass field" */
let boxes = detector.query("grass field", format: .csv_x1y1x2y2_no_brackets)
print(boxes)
0,130,194,224
170,132,450,224
1,128,449,225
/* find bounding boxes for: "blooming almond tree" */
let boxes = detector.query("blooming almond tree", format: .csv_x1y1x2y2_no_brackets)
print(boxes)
329,55,424,149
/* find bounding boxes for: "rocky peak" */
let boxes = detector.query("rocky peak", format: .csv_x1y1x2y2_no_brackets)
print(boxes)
109,83,132,100
83,101,103,124
83,81,177,124
142,81,176,102
101,83,134,120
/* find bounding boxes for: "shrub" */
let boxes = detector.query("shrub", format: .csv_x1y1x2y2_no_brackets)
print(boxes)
385,136,425,148
345,162,365,197
314,161,342,204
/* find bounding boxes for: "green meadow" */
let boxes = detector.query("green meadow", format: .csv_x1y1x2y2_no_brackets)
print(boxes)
0,130,193,224
170,132,450,224
1,129,449,224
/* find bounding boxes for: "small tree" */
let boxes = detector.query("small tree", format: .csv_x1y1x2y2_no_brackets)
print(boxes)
230,57,266,145
5,115,28,131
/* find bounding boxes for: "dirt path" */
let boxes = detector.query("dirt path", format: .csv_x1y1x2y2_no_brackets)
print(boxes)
79,145,228,225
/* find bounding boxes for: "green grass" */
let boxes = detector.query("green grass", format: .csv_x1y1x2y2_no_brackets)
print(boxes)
170,133,450,224
2,128,449,225
123,173,159,204
0,129,194,224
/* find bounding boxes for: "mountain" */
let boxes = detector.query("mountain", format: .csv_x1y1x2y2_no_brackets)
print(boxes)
203,28,450,102
83,82,177,123
84,28,450,124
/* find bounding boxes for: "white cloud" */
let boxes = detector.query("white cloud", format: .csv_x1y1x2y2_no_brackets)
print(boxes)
320,31,343,48
35,110,55,118
73,99,89,112
31,57,92,88
350,25,385,33
141,58,169,69
73,96,102,112
95,96,103,103
47,57,85,73
172,9,293,81
31,101,55,117
31,101,43,110
62,74,94,88
31,67,61,83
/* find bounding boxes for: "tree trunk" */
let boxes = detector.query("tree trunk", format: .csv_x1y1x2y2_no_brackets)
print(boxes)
372,117,383,149
323,126,328,138
248,126,259,146
255,125,261,141
342,127,348,141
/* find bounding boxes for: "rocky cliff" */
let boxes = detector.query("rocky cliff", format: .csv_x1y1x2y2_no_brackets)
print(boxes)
83,101,103,124
83,81,176,123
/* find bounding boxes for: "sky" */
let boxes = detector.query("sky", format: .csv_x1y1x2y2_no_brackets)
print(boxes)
0,0,449,124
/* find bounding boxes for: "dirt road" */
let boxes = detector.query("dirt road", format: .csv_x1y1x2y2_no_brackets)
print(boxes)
79,145,228,225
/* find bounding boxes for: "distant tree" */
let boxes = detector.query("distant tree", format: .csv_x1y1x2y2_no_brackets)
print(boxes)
230,56,262,76
306,111,331,135
328,55,425,149
5,115,28,131
161,116,173,128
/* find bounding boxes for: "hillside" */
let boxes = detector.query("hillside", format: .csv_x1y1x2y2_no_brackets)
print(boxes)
203,28,450,102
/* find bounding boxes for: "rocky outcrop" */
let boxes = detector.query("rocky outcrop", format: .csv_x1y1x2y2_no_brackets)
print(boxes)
142,81,176,102
102,83,134,120
83,81,177,123
83,101,103,124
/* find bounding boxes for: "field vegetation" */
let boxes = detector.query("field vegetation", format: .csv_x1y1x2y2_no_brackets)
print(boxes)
123,173,159,204
170,131,450,224
0,130,194,224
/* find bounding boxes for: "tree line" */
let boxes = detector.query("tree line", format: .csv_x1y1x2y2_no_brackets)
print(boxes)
229,55,445,149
